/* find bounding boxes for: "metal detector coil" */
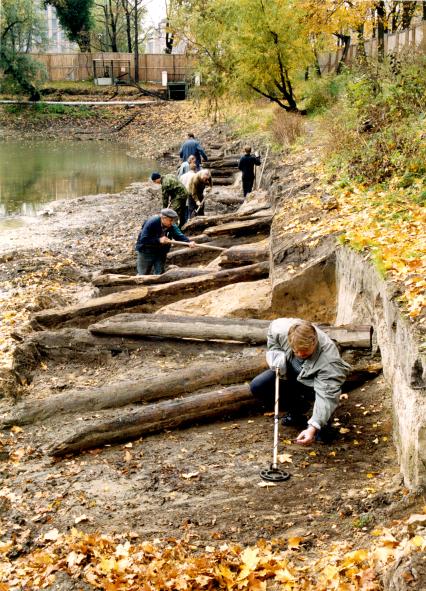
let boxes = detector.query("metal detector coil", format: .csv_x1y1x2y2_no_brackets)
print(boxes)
260,465,290,482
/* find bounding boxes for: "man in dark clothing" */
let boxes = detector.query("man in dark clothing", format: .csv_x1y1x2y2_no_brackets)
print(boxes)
135,208,196,275
179,133,208,170
238,146,261,197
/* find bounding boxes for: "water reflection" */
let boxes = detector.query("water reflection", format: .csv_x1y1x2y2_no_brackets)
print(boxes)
0,140,159,219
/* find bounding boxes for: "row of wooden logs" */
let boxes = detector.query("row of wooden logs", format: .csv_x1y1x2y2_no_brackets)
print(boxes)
6,193,382,457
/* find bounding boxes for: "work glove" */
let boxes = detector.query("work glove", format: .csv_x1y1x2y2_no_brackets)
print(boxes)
266,351,287,376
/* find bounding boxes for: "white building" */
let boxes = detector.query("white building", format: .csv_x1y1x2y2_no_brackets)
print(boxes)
37,4,78,53
145,19,186,54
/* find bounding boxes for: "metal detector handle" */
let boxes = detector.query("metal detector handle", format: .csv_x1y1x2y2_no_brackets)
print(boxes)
272,367,280,470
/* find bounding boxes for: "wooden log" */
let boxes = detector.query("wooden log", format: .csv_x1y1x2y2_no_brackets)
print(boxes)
213,178,236,186
90,313,373,350
182,206,273,234
93,268,212,288
90,317,268,343
49,385,256,456
31,262,270,328
2,356,267,427
218,243,270,268
204,216,272,238
204,157,240,167
208,195,244,205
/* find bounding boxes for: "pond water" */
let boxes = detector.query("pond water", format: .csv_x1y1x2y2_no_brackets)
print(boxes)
0,139,159,222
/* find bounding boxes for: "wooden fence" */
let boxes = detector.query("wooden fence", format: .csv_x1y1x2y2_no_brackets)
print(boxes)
30,52,194,83
31,21,426,83
319,21,426,74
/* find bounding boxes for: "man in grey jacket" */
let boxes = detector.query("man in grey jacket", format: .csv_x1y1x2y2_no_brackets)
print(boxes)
250,318,351,445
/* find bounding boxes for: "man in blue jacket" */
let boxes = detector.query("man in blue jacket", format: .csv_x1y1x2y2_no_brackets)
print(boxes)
135,208,196,275
179,132,208,170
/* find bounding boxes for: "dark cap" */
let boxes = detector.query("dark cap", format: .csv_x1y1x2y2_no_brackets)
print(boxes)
160,208,178,219
150,172,161,181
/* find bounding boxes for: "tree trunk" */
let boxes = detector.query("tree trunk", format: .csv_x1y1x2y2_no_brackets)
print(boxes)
335,34,351,74
2,356,267,427
49,385,257,456
133,0,139,82
89,317,269,343
218,242,269,268
203,217,272,239
182,206,272,234
93,268,212,290
207,195,245,206
31,263,270,328
376,1,386,61
77,27,91,53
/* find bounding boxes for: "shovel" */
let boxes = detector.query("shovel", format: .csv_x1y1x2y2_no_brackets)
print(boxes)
259,367,291,482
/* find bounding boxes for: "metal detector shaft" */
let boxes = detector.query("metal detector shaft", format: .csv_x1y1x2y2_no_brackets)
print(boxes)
272,366,280,469
168,239,226,252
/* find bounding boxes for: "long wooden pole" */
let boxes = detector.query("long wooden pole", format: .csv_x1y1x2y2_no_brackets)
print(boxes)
169,239,225,252
257,145,270,189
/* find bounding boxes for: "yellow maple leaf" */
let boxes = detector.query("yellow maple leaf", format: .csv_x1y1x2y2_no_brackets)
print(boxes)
240,546,260,570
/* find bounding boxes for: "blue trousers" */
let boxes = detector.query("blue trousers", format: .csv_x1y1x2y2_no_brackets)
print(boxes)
136,250,166,275
250,368,315,415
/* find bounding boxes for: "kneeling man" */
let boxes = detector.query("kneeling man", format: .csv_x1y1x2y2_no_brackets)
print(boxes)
250,318,351,445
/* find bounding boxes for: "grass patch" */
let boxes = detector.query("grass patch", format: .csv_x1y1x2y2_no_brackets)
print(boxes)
4,102,106,118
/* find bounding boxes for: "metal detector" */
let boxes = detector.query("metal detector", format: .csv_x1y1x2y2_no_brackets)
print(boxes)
259,367,291,482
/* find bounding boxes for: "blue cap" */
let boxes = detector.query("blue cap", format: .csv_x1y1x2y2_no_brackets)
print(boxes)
150,172,161,181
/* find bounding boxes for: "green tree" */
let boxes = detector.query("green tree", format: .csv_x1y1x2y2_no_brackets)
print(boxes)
44,0,94,52
175,0,312,112
0,0,46,100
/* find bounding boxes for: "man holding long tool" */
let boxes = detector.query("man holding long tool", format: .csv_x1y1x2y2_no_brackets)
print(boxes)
151,172,188,227
187,169,212,218
250,318,351,445
135,208,196,275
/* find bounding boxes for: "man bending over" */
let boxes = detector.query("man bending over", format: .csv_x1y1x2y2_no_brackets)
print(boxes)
250,318,351,445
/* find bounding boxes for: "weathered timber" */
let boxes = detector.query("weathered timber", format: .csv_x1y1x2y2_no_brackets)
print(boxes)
93,268,212,288
212,178,236,186
31,262,270,328
204,157,240,167
2,356,267,427
208,195,245,205
218,242,270,268
204,216,273,238
209,168,238,176
49,384,256,456
182,207,273,234
90,317,268,343
90,313,373,350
